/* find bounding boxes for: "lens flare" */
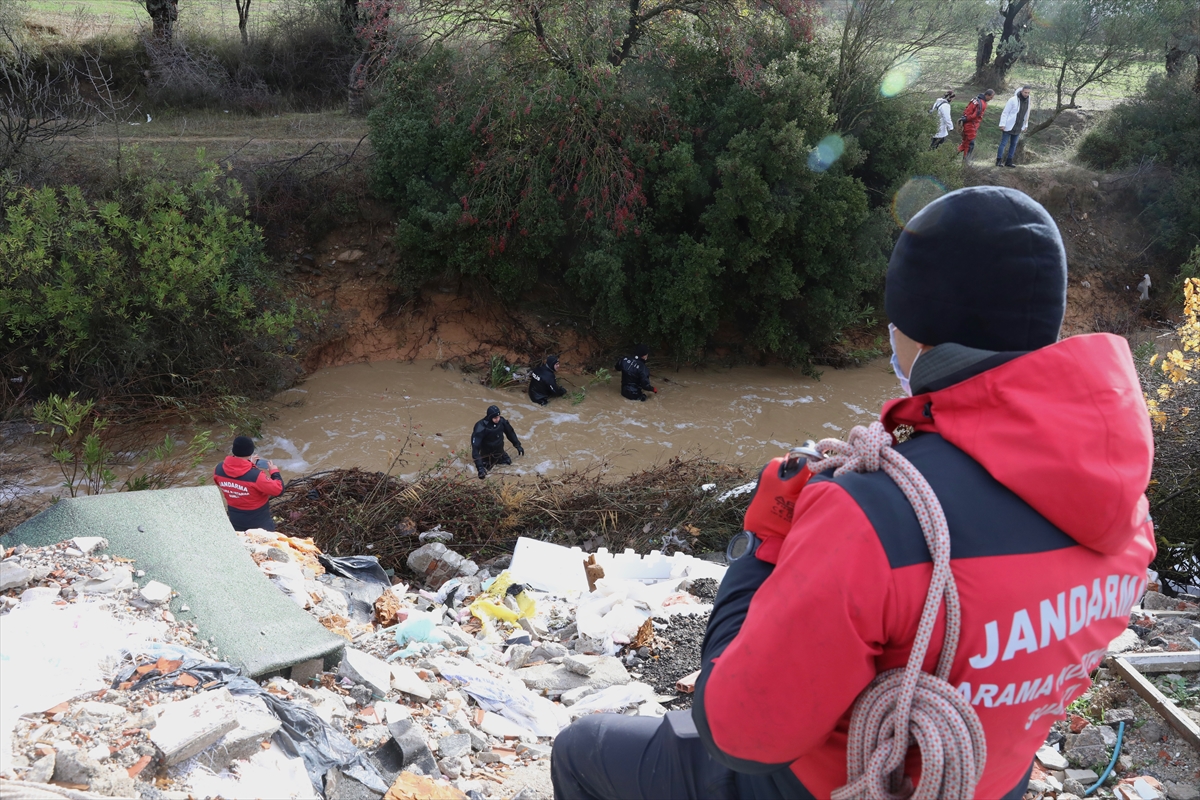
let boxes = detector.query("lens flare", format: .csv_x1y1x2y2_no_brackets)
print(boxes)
892,177,947,227
807,134,845,173
880,57,921,98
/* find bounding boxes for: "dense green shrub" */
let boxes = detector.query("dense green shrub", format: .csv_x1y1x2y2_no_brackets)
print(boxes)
1077,76,1200,265
0,162,299,406
370,36,956,361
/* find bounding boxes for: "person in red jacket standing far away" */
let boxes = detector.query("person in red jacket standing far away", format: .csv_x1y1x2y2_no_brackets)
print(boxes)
550,185,1156,800
214,436,283,532
958,89,995,164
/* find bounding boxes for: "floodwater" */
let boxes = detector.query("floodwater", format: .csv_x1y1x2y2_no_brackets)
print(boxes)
256,360,902,479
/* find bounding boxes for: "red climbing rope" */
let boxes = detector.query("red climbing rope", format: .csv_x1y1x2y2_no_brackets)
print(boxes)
806,422,987,800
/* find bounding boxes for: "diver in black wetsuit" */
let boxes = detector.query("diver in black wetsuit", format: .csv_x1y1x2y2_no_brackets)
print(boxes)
529,355,567,406
471,405,524,479
616,345,656,401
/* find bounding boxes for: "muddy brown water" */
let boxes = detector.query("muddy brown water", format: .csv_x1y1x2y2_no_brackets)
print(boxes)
256,360,901,480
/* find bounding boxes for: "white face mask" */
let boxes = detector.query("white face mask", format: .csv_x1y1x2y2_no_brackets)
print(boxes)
889,324,921,397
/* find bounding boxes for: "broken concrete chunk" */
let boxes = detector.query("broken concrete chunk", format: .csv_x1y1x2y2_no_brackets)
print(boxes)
390,663,433,700
406,543,478,590
79,566,134,594
149,688,239,766
438,733,471,759
53,743,101,785
515,655,630,695
507,644,534,671
139,580,173,605
197,704,282,771
563,655,596,676
0,561,32,592
1065,768,1101,784
1108,628,1141,654
1035,744,1069,771
560,685,598,707
26,752,55,783
529,641,569,662
340,647,393,698
71,536,108,555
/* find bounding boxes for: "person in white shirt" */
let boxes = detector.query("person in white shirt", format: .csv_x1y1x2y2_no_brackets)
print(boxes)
929,90,955,150
997,85,1032,167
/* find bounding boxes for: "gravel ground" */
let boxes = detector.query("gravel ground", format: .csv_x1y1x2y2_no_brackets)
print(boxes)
633,612,710,707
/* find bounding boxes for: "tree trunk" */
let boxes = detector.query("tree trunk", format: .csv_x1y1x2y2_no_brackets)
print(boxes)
237,0,251,46
145,0,178,41
1165,45,1185,75
974,30,995,81
989,0,1033,89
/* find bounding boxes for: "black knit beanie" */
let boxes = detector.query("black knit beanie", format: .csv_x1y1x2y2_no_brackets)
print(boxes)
546,355,559,368
633,344,649,358
232,436,255,457
886,186,1067,351
487,405,501,418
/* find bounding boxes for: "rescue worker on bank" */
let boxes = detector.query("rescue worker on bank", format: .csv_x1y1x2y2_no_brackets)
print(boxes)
551,186,1156,800
214,436,284,532
471,405,524,479
616,345,656,401
529,355,568,406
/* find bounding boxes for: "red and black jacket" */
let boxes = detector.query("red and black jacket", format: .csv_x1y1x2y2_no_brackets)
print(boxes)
693,334,1156,799
214,455,283,512
960,96,988,140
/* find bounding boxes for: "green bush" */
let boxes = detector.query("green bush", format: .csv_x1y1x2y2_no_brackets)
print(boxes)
0,161,299,406
370,37,950,362
1077,75,1200,265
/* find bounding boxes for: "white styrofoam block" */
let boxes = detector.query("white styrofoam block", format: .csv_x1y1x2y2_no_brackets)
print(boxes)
509,538,590,596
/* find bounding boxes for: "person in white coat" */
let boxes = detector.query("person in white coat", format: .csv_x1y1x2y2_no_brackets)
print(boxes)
929,90,955,150
997,85,1032,167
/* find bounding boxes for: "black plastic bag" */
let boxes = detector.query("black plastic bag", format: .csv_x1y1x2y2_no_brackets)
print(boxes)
226,676,388,797
317,555,391,588
112,657,243,692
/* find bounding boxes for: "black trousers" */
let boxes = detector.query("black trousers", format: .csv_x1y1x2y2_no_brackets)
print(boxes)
930,136,947,150
551,713,793,800
551,712,1034,800
227,503,275,532
621,386,648,401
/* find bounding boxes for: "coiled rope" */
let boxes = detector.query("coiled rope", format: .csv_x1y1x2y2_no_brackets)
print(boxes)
804,422,987,800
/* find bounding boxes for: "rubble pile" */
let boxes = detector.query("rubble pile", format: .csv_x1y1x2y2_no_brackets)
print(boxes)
2,533,723,800
1024,591,1200,800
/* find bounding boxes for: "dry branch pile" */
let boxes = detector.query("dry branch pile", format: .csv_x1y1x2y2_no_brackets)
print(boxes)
273,456,753,573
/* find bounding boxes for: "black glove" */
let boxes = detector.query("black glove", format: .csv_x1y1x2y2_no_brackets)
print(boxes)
516,446,525,457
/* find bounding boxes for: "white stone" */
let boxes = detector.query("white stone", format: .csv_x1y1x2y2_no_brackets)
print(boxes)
72,537,108,555
1134,778,1165,800
390,663,433,700
79,566,134,594
19,587,61,604
338,648,392,698
375,701,411,724
139,580,173,605
1108,628,1141,654
88,743,111,762
1036,744,1070,771
77,702,128,720
196,703,281,771
0,561,32,592
149,688,239,765
478,711,529,739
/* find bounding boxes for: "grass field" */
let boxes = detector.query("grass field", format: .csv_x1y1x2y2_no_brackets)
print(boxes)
22,0,285,40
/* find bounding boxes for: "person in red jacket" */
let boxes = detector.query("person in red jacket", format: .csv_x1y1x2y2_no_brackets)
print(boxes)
957,89,995,164
550,186,1156,800
214,436,283,532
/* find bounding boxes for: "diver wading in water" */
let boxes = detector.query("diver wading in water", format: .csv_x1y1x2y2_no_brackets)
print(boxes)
471,405,524,479
616,345,656,401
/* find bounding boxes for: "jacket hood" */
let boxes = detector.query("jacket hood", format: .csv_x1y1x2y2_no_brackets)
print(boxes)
221,455,256,478
881,333,1152,555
